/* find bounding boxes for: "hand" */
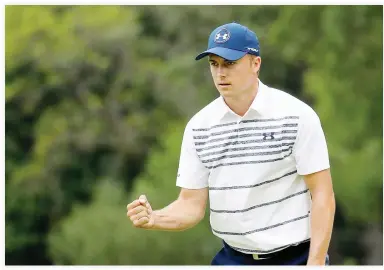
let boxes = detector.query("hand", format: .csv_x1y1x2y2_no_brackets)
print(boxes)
126,195,155,229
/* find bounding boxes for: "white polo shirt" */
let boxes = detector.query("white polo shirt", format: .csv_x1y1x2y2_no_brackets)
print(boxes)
176,80,330,254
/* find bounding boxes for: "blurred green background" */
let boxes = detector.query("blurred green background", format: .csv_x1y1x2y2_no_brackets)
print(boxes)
5,5,383,265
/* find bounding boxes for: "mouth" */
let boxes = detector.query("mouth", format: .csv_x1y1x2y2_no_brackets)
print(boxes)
218,83,231,86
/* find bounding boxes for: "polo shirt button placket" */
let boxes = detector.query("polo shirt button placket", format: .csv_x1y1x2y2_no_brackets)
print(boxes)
237,118,242,139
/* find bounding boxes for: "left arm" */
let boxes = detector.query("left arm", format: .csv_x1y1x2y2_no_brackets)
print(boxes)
293,106,335,264
304,168,335,265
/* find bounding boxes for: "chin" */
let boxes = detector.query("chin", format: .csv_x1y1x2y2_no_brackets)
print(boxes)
218,86,233,92
217,86,232,93
219,91,235,99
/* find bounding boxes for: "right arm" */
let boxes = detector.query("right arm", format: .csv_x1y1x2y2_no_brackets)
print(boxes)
127,187,208,231
127,119,210,231
152,187,208,231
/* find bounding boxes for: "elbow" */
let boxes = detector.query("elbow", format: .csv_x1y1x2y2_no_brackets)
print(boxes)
197,209,206,223
178,202,206,231
178,211,205,232
189,207,206,229
187,199,207,224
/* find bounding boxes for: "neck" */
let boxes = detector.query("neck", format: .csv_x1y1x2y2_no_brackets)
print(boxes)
223,80,259,117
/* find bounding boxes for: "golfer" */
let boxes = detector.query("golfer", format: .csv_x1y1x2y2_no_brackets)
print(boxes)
126,22,335,266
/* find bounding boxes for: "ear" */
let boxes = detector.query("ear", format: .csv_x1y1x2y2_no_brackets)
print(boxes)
252,56,261,74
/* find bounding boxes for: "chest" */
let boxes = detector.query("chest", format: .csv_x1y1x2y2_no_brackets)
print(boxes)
193,115,299,175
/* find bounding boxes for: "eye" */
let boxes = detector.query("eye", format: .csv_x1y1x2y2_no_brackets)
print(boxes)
226,61,236,66
209,62,218,67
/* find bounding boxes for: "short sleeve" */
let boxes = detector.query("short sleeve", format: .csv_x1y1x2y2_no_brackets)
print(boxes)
293,107,330,175
176,121,210,189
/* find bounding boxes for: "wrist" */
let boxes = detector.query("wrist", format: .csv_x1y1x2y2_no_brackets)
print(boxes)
149,211,159,229
307,256,326,265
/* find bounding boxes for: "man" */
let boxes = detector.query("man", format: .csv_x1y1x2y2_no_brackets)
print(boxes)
126,22,335,266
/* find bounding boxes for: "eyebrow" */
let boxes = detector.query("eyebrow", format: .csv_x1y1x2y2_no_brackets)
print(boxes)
208,59,234,63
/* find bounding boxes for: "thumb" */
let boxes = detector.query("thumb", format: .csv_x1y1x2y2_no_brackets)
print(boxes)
139,195,152,214
139,194,147,204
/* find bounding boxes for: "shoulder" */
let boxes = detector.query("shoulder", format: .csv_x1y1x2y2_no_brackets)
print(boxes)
265,85,320,121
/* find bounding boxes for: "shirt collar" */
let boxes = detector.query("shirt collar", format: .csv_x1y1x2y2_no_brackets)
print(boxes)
216,79,269,120
250,79,268,114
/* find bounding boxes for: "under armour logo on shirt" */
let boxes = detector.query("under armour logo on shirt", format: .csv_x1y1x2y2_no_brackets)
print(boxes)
263,132,275,140
214,28,230,43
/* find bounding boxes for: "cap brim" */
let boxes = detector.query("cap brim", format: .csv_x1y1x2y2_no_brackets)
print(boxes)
195,47,247,61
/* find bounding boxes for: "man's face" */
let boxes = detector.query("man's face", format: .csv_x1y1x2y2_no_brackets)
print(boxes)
208,54,261,98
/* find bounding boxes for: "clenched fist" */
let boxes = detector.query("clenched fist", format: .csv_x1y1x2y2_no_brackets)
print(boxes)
126,195,155,229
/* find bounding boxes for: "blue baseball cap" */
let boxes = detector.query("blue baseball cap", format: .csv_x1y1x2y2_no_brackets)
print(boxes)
195,22,260,61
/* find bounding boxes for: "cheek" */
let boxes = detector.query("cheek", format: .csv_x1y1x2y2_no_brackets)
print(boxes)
210,68,217,80
234,72,251,88
232,70,244,83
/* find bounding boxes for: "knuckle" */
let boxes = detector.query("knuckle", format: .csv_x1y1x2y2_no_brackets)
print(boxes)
139,216,148,224
133,220,140,227
127,200,137,209
130,207,140,215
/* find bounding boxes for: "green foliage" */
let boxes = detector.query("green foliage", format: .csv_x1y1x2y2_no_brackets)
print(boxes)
5,6,180,263
269,6,383,223
126,121,221,265
5,5,382,265
48,179,131,265
48,122,220,265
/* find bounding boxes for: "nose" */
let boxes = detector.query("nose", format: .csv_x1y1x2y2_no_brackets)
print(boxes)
217,66,227,78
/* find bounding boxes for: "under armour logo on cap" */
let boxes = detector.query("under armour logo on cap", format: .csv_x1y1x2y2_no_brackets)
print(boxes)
195,22,260,61
214,28,230,43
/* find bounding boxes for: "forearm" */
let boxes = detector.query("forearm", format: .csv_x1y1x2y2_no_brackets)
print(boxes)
151,199,205,231
307,192,336,264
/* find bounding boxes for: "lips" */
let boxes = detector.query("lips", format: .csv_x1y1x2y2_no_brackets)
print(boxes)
218,83,231,86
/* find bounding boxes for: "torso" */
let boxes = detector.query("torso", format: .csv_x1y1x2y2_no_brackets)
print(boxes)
189,81,312,253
